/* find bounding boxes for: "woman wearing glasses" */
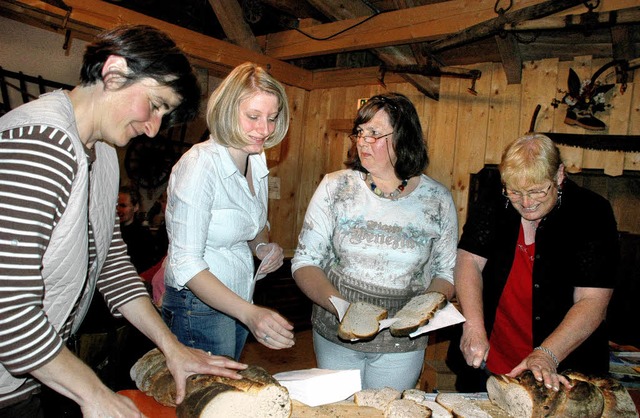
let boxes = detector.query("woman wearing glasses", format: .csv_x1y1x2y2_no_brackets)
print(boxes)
454,133,619,393
292,92,457,390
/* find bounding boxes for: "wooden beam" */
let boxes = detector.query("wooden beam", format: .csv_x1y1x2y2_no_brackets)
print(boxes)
507,5,640,31
0,0,313,89
311,66,405,89
307,0,441,99
427,0,585,53
260,0,636,60
207,0,262,53
372,46,440,100
262,0,543,59
495,33,522,84
611,25,635,82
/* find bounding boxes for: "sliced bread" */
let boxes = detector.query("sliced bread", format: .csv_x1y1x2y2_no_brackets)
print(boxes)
384,398,433,418
354,387,402,411
338,301,388,341
435,392,493,418
390,292,447,337
402,389,452,418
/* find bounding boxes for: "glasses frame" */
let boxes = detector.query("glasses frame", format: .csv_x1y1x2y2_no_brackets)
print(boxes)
502,183,553,201
349,130,394,144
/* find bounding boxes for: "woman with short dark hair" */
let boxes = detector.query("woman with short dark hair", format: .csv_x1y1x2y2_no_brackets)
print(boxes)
0,24,245,417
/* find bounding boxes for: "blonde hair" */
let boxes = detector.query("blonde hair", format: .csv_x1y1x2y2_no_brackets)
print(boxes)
499,133,563,188
206,62,290,149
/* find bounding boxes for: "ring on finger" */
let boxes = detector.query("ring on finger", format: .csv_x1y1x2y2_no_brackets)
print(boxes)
263,335,269,342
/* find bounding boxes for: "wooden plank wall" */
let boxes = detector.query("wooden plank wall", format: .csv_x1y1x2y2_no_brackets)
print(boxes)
269,57,640,253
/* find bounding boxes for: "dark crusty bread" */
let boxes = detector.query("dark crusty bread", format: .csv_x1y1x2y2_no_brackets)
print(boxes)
130,348,291,417
565,371,638,418
486,370,638,418
337,301,388,341
390,292,447,337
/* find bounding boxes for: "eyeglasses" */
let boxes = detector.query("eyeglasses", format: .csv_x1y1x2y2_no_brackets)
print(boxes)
502,183,553,201
348,130,393,143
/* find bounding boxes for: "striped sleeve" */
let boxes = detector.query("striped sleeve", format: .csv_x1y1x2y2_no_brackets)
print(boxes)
0,125,76,374
96,220,150,316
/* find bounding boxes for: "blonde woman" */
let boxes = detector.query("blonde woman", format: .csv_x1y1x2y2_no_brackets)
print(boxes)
163,62,295,361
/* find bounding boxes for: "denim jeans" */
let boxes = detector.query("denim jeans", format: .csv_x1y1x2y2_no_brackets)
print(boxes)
162,286,249,360
313,330,424,390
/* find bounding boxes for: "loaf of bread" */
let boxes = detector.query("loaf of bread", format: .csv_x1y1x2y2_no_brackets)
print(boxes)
337,301,388,341
402,389,452,418
130,348,292,418
435,392,493,418
563,371,638,418
390,292,447,337
486,370,639,418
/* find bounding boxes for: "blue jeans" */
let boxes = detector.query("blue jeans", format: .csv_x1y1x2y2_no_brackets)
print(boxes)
162,286,249,361
313,330,424,390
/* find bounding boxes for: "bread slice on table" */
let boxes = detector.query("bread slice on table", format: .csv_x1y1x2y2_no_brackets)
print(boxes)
384,398,432,418
390,292,447,337
435,392,493,418
402,389,452,418
354,387,401,411
338,301,388,341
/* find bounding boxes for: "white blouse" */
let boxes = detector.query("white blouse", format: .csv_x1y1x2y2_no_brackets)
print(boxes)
164,139,269,301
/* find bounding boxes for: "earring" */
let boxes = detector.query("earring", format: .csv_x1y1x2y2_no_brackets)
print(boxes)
505,198,510,209
556,187,563,207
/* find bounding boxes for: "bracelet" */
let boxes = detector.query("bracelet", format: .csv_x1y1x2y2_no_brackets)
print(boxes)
534,346,559,368
255,242,268,253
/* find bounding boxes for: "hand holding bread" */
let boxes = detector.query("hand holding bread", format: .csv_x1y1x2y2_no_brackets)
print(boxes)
337,292,448,341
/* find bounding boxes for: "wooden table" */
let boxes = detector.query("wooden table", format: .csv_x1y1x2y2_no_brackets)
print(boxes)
118,390,511,417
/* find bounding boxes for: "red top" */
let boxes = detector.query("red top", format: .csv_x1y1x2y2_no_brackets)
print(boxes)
486,224,534,374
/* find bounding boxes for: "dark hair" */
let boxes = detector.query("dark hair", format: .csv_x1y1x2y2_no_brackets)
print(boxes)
119,184,141,207
345,92,428,179
80,25,201,128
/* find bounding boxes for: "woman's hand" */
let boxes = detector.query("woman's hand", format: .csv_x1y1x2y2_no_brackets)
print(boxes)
161,343,248,404
508,350,572,392
245,305,295,350
80,388,145,418
460,323,489,369
255,243,284,274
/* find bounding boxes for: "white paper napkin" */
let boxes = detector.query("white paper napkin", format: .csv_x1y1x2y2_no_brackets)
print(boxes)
274,368,362,407
251,246,278,295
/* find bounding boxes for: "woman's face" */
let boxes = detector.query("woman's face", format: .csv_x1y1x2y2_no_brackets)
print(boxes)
504,168,565,221
355,108,397,176
237,91,279,154
100,77,181,148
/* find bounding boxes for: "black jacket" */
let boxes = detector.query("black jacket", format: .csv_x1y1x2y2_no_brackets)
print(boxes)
459,178,619,375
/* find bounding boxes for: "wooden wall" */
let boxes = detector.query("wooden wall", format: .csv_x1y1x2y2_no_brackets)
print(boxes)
269,57,640,254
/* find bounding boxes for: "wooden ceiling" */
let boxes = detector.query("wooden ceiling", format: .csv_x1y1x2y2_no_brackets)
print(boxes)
1,0,638,100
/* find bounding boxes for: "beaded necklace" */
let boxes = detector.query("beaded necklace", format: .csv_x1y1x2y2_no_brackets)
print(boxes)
367,173,408,200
